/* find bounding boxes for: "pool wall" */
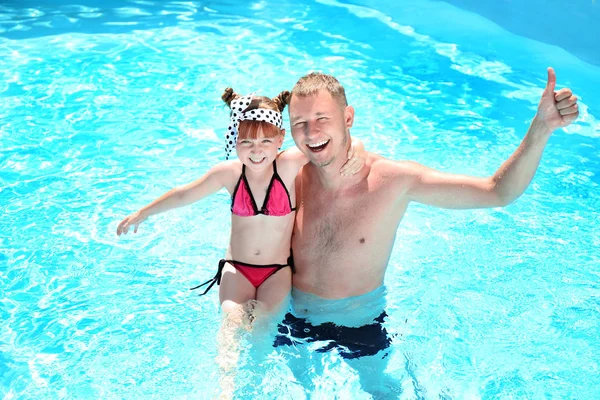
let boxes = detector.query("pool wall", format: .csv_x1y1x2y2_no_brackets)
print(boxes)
443,0,600,66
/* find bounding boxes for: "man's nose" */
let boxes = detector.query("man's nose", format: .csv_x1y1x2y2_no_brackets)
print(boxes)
305,121,320,137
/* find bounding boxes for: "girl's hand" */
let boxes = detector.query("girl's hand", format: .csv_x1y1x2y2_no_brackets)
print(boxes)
117,211,147,235
340,137,366,176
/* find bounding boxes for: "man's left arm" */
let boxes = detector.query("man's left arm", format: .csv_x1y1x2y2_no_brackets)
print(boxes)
399,67,579,209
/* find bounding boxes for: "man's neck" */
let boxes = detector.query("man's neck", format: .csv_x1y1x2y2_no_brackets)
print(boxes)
307,148,365,191
308,163,343,190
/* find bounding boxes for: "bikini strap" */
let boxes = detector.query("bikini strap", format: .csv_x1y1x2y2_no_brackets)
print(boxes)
190,259,227,296
271,159,296,212
287,250,296,274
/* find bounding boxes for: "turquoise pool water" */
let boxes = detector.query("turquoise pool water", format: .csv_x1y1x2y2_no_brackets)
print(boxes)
1,0,599,398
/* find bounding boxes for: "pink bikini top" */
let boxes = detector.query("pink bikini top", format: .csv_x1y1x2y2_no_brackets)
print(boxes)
231,161,296,217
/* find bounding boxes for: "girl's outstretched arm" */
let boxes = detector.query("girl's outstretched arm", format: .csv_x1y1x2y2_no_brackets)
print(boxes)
117,161,235,235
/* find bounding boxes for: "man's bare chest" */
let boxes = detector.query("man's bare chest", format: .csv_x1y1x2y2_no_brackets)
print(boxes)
297,186,385,247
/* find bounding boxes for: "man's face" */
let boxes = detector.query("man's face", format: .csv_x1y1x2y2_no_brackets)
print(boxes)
289,89,354,168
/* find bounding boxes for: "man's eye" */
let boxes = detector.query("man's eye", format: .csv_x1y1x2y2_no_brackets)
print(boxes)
294,122,306,127
317,117,328,121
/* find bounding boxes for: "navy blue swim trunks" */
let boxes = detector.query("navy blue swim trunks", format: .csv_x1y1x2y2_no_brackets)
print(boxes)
273,311,392,359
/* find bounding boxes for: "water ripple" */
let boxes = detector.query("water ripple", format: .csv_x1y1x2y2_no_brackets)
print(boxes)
1,0,599,398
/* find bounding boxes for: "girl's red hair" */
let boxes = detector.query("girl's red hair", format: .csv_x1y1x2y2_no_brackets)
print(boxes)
237,120,282,140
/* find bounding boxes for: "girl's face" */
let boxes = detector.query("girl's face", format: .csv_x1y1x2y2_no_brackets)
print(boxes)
235,128,284,172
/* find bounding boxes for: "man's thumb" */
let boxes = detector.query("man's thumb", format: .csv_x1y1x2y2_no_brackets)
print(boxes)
545,67,556,93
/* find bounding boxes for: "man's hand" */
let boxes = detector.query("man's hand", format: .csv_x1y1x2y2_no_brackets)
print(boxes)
536,67,579,132
117,210,147,235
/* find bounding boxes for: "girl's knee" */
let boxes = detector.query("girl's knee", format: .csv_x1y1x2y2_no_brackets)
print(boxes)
221,300,259,329
221,300,242,314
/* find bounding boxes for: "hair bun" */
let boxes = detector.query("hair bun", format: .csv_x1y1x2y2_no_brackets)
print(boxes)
221,87,239,108
272,90,291,112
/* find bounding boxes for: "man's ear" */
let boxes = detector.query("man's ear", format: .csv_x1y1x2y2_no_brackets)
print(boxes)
345,106,355,128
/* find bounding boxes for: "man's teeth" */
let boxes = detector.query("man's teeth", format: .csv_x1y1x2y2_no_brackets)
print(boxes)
308,140,329,148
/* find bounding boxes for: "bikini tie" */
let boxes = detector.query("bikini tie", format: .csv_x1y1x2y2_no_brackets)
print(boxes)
190,259,226,296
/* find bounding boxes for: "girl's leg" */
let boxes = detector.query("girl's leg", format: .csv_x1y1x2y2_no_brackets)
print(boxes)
246,268,293,395
255,266,292,312
219,262,256,314
217,263,256,400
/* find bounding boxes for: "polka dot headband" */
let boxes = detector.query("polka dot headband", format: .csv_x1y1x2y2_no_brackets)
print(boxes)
225,93,283,160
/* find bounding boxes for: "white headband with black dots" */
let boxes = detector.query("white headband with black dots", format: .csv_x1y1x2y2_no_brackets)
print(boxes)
225,93,283,160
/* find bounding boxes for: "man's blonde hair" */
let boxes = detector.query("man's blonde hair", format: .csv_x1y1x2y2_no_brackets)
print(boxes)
291,72,348,106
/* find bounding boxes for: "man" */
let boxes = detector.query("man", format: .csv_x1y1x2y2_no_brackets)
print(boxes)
274,69,579,395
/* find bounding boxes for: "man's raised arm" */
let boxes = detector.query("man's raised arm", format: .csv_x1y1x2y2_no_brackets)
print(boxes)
394,67,579,210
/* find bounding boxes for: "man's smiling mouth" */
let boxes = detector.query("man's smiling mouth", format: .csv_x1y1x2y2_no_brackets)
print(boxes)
307,140,330,152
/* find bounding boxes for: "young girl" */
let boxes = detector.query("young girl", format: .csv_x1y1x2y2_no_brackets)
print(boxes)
117,89,364,316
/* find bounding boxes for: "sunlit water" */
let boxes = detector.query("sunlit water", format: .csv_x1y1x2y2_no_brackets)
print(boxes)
1,0,599,398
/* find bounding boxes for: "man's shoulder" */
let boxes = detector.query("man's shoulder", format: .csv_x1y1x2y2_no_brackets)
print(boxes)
367,153,420,179
361,154,419,201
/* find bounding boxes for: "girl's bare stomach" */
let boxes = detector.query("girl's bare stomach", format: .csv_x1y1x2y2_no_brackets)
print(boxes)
228,214,294,265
